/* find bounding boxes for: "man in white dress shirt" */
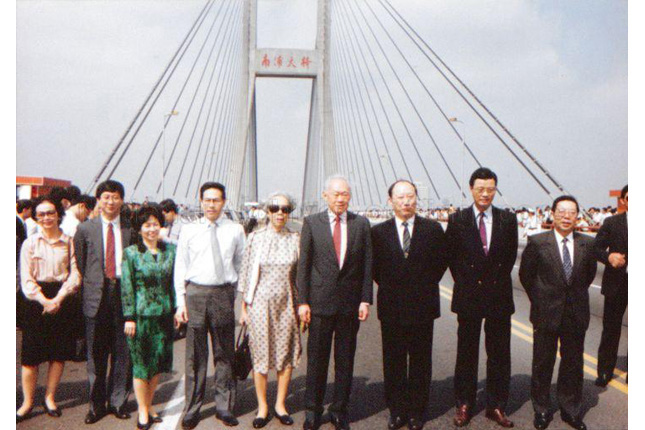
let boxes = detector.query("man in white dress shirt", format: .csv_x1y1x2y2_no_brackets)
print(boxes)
174,182,245,429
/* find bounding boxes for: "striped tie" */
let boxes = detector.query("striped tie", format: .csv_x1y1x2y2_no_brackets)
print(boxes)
402,221,410,258
562,237,573,284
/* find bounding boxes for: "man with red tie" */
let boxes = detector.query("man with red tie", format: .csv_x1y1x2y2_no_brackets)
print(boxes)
297,175,373,430
446,168,518,428
74,180,135,424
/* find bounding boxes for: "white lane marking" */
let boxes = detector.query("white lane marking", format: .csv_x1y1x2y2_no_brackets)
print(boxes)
157,376,185,430
513,264,601,289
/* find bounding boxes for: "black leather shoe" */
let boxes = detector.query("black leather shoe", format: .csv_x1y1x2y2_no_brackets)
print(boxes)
275,409,294,425
303,414,321,430
329,412,350,430
108,406,131,419
533,412,550,430
43,401,62,417
137,414,153,430
253,413,272,428
16,407,33,423
215,411,239,427
560,411,587,430
388,415,407,430
181,414,200,430
408,417,424,430
595,372,612,387
84,410,105,425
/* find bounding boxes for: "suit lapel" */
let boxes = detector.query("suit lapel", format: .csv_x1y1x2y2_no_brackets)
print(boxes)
488,207,501,257
341,212,356,269
547,231,568,285
319,211,339,267
571,232,585,280
94,218,105,266
466,206,487,258
407,217,423,260
385,218,405,260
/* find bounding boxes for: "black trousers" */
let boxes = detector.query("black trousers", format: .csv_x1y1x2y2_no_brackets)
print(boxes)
531,312,585,418
85,279,132,414
305,313,360,417
454,316,511,409
597,288,628,375
381,321,434,419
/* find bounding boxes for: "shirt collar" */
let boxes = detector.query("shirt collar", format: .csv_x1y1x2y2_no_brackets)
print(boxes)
101,214,120,226
35,231,68,245
553,229,573,243
395,215,415,228
328,210,347,222
472,204,493,220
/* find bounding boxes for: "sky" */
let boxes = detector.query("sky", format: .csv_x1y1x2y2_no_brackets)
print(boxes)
15,0,628,209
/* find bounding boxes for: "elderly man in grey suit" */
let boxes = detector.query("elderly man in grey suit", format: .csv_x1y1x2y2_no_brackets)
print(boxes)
297,175,373,430
74,180,135,424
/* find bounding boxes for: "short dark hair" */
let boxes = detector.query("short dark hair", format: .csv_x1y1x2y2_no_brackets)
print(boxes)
469,167,498,187
49,186,68,204
66,185,82,203
551,195,579,214
96,180,125,199
387,180,418,198
200,182,226,200
31,195,66,225
81,195,97,211
17,199,32,213
160,199,178,214
621,185,628,200
133,204,165,232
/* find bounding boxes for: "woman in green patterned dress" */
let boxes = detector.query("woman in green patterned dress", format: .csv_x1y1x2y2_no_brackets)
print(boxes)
121,204,176,430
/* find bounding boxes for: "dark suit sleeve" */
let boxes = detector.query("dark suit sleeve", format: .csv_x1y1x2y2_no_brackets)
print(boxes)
431,222,449,284
74,224,88,278
371,226,381,285
593,219,612,266
296,217,313,306
585,238,598,287
519,235,538,302
504,214,519,273
361,218,373,304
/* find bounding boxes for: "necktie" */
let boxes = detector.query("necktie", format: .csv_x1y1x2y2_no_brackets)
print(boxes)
333,215,342,265
210,223,225,282
478,212,488,256
562,237,573,284
105,222,116,279
402,221,411,258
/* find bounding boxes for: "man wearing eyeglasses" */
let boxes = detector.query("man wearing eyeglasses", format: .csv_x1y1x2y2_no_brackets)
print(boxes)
519,196,597,430
446,167,518,428
593,184,628,387
174,182,246,429
297,175,373,430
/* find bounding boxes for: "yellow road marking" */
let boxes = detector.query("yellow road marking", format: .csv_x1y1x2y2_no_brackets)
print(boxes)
438,285,628,394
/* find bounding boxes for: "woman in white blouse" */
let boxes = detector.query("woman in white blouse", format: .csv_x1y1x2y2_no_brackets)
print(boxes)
17,195,81,422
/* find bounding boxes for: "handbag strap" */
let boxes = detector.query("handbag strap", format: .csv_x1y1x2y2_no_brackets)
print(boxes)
235,324,247,349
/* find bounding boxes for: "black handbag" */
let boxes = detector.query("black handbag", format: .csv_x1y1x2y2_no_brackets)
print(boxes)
233,325,253,381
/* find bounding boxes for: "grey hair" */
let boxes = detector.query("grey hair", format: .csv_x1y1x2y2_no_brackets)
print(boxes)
264,191,297,210
323,174,351,192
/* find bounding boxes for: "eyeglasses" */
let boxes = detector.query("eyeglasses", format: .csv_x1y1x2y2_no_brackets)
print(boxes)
554,209,577,217
472,187,497,194
36,210,57,218
267,205,293,214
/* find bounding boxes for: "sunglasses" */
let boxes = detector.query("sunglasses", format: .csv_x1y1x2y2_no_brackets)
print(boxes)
36,210,57,218
267,205,294,214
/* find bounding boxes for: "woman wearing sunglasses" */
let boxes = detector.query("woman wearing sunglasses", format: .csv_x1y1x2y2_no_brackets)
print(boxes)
238,192,302,428
17,195,81,422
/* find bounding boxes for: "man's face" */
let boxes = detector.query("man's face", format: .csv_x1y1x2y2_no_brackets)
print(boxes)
78,203,90,222
553,200,578,236
322,179,351,215
389,181,417,220
470,178,497,211
621,192,628,212
201,188,225,222
163,210,176,223
99,191,123,219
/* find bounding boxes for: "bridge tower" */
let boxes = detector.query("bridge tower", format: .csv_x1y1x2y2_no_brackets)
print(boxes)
230,0,337,212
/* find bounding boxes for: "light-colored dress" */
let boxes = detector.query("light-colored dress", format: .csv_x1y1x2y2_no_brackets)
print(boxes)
238,226,301,374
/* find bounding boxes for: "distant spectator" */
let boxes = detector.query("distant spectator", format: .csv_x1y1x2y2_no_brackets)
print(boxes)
159,199,182,245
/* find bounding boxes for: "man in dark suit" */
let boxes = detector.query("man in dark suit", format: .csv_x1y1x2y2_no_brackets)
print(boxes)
594,184,628,387
519,196,597,430
74,180,135,424
372,180,448,430
297,175,373,430
446,167,517,428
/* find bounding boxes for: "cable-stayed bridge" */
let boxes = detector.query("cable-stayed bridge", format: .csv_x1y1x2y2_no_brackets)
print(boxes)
87,0,578,213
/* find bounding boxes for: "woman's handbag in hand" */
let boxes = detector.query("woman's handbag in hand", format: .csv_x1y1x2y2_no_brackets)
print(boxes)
233,325,253,381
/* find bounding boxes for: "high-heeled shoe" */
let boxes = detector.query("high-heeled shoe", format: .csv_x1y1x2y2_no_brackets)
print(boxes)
137,414,153,430
151,413,163,423
16,406,33,423
43,400,62,417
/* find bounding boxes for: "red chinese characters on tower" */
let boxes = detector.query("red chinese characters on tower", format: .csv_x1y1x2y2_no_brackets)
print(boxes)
301,56,311,68
261,54,270,68
287,56,297,68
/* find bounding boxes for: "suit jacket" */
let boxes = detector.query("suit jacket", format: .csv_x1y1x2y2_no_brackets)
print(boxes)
297,210,373,316
519,231,597,332
74,216,134,318
445,205,518,318
593,213,628,298
371,216,447,325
